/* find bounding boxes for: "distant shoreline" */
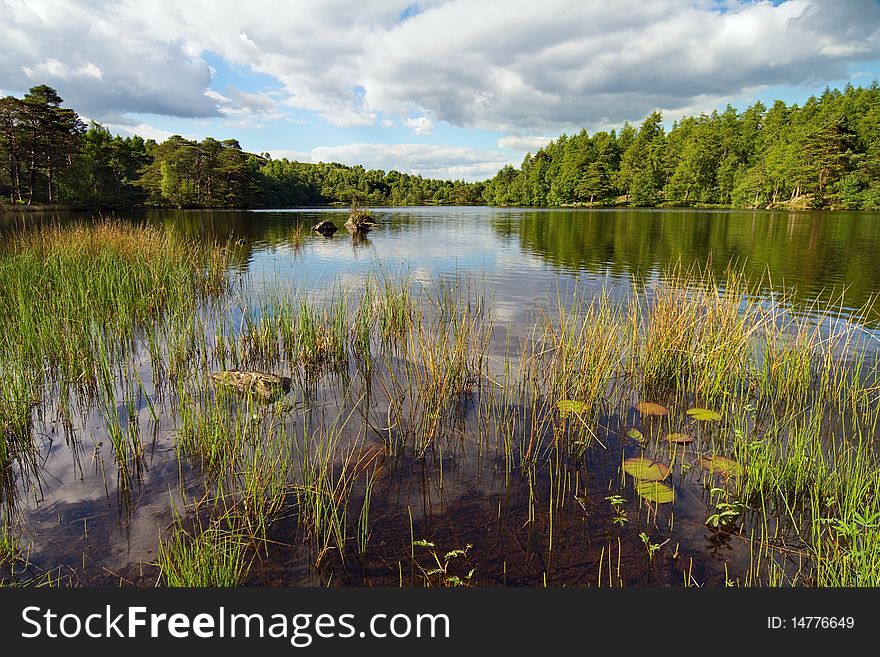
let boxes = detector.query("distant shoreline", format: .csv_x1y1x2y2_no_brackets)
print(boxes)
1,200,870,214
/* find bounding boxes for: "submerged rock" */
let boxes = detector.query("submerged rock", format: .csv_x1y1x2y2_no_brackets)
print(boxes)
211,370,291,401
312,220,338,236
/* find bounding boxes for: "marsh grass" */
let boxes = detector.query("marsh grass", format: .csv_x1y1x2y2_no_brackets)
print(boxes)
0,509,17,569
2,216,879,589
631,266,759,400
0,221,227,381
176,382,250,476
104,261,880,586
157,518,250,587
0,221,229,492
232,432,292,538
0,361,37,488
294,423,356,566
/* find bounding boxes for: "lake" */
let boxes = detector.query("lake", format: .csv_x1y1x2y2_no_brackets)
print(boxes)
1,206,879,587
5,206,880,324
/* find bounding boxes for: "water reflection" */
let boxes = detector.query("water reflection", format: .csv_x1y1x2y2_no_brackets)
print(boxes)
4,206,880,326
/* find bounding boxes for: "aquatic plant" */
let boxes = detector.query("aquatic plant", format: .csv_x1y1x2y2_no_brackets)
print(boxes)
157,520,250,587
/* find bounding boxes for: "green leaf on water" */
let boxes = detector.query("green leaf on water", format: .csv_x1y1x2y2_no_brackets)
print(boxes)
636,481,675,504
666,433,693,445
687,408,722,422
635,402,668,416
700,455,742,477
625,427,645,442
623,457,669,481
557,399,590,416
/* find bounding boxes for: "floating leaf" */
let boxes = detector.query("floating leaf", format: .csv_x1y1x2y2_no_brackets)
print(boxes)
625,427,645,442
666,433,693,445
623,457,669,481
557,399,590,416
687,408,722,422
700,455,743,477
635,402,668,416
636,481,675,504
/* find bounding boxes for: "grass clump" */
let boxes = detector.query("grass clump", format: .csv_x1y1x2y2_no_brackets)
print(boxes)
157,520,250,587
630,266,757,399
0,512,18,569
0,220,228,387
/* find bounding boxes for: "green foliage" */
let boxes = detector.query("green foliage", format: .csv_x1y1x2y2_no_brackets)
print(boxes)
157,522,250,587
0,84,482,210
687,408,722,421
0,86,84,204
638,532,668,562
3,82,879,211
411,540,475,587
483,83,880,209
62,123,149,207
257,158,482,208
635,481,675,504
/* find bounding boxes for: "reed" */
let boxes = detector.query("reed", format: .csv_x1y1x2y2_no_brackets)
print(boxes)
293,423,356,566
0,509,17,568
157,519,250,587
0,221,227,380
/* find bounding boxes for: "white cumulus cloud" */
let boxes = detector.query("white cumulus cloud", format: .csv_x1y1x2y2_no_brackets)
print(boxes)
268,142,509,181
1,0,878,133
404,115,433,135
497,135,555,152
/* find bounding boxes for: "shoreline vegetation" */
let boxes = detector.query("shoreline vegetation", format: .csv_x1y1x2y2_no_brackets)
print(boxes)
1,220,879,587
2,83,879,213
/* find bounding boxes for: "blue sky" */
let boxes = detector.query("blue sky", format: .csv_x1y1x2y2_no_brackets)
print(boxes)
1,0,879,180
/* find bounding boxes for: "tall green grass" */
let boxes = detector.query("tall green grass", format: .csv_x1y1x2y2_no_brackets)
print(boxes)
0,221,227,382
157,520,250,587
0,221,230,502
163,264,880,586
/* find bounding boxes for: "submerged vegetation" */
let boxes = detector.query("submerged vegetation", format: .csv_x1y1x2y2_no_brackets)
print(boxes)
1,219,879,588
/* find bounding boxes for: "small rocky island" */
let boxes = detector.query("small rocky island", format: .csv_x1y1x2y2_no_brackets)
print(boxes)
345,206,379,233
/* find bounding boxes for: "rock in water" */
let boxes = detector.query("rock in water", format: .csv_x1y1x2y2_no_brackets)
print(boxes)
345,208,378,233
312,220,338,236
211,370,291,401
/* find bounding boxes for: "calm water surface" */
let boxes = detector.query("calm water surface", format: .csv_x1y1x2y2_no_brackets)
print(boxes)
160,206,880,327
4,205,880,325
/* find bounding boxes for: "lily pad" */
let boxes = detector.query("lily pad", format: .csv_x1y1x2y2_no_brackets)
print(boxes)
666,433,693,445
623,457,669,481
687,408,722,422
624,427,645,442
557,399,590,416
635,481,675,504
700,455,743,477
635,402,668,416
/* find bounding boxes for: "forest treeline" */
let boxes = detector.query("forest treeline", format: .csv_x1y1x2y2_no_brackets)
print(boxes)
483,83,880,210
0,84,483,209
1,83,879,210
